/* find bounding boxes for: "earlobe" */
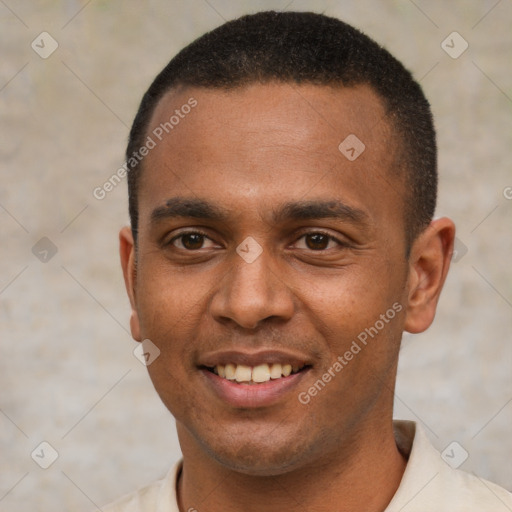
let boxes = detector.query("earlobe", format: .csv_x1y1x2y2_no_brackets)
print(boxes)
119,226,142,342
403,217,455,334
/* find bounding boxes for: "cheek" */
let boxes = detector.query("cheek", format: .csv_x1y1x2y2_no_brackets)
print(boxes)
301,268,400,337
301,282,404,418
134,270,209,396
296,267,406,400
135,260,212,335
145,360,206,431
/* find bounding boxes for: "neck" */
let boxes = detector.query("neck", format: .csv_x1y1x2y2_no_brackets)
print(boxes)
176,418,407,512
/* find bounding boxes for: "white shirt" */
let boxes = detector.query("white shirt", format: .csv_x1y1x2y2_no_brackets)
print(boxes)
101,420,512,511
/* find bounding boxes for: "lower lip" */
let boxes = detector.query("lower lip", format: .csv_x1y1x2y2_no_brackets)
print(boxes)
200,368,309,408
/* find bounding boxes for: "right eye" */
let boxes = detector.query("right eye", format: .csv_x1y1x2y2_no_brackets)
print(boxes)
169,231,217,251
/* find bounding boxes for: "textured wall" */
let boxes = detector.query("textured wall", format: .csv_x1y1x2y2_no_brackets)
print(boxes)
1,1,511,510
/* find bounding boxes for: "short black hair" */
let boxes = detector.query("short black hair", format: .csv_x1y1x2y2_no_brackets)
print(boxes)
126,10,437,249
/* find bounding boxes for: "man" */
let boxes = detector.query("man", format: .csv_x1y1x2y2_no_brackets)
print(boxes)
109,10,511,512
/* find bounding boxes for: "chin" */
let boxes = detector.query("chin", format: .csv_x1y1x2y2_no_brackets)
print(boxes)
197,428,316,477
212,449,305,476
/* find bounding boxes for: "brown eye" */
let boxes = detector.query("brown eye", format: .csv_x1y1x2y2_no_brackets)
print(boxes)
294,232,344,252
171,232,212,250
305,233,330,250
181,233,204,250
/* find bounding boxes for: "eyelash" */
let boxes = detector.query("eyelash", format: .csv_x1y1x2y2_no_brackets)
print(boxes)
167,229,347,251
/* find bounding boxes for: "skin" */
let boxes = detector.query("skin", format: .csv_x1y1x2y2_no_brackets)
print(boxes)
120,82,455,512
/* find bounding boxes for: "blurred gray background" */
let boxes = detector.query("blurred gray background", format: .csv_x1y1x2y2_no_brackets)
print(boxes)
1,1,511,510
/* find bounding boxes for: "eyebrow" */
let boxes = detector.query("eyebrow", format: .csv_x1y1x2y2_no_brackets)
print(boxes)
273,199,369,225
151,197,230,223
150,197,369,226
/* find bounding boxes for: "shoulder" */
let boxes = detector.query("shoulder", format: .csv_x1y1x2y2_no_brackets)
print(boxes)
410,463,512,511
388,421,512,511
100,461,182,512
101,481,162,512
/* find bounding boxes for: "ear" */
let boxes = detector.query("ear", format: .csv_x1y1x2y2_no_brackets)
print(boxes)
404,217,455,334
119,226,141,342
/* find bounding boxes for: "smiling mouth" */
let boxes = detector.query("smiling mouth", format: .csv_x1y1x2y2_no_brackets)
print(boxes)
203,363,308,385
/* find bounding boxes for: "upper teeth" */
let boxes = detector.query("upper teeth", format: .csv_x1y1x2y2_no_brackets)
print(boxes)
214,363,302,383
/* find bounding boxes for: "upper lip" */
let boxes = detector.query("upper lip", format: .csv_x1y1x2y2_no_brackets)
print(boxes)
198,349,312,368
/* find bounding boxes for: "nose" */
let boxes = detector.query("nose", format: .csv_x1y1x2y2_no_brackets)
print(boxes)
209,244,295,330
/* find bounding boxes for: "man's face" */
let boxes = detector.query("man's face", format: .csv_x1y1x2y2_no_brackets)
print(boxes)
124,83,414,474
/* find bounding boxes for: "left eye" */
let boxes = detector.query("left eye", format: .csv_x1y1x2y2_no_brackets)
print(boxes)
295,233,341,251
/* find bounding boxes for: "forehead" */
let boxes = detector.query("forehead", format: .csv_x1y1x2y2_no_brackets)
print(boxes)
147,82,392,158
138,82,403,231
